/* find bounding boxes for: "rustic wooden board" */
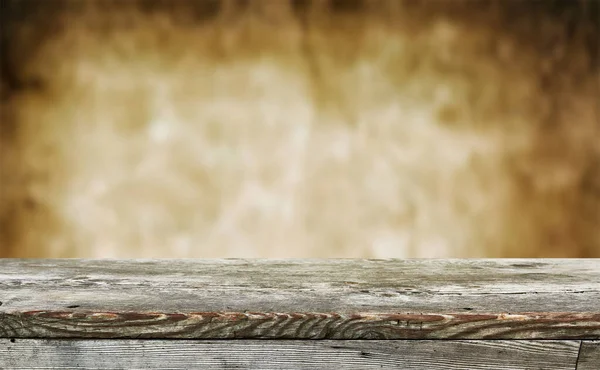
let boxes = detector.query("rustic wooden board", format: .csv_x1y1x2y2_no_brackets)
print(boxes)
0,339,582,370
577,341,600,370
1,259,599,339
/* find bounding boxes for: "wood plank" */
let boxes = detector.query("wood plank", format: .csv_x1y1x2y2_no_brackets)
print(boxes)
577,341,600,370
0,339,581,370
1,259,599,339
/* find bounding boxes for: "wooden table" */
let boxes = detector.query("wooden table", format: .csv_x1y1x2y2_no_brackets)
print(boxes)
1,259,598,369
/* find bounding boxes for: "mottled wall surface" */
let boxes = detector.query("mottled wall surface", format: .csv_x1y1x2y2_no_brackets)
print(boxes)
1,0,598,258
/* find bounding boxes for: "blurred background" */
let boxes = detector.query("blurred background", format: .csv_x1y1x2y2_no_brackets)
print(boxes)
0,0,598,258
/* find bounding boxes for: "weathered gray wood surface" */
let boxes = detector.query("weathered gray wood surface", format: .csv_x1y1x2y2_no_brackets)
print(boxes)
1,259,599,339
578,341,600,370
0,339,583,370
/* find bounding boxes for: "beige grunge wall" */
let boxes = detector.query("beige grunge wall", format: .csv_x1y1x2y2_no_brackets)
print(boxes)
1,0,598,258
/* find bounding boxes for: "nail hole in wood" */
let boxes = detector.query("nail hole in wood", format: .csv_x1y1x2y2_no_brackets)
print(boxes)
67,305,80,308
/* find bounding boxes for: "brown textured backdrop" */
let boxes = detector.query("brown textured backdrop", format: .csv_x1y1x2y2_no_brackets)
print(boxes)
1,0,599,258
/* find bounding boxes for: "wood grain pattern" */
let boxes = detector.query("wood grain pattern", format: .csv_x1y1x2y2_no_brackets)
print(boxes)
1,259,599,339
0,339,582,370
577,341,600,370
